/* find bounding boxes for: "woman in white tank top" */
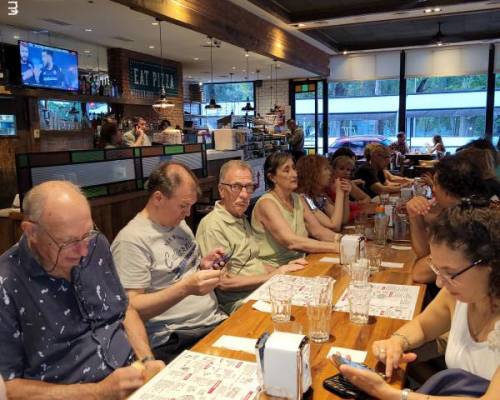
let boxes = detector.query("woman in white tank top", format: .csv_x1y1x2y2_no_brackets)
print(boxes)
330,199,500,399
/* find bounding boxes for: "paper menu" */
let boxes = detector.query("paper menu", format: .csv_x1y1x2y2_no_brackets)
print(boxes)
243,274,336,307
128,350,260,400
334,283,420,320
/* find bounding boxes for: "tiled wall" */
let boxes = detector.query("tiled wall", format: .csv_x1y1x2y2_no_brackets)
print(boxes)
255,79,291,120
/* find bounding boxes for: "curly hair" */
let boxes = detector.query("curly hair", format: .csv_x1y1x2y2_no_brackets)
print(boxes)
429,200,500,300
296,155,331,197
434,154,487,199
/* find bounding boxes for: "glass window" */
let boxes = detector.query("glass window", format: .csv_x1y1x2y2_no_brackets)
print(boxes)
202,82,254,130
494,74,500,148
327,79,399,156
294,82,318,152
406,74,487,153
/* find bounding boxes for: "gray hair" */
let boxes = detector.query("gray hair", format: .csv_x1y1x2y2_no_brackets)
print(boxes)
219,160,253,183
22,180,85,222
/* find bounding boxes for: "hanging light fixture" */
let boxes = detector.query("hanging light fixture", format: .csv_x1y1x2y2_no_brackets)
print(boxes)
433,22,444,46
205,37,221,109
242,50,255,112
152,18,175,117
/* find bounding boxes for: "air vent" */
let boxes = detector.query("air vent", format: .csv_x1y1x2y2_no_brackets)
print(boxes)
111,36,134,42
40,18,72,26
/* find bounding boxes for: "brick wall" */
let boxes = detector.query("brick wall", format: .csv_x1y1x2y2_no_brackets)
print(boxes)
255,79,291,120
107,48,184,127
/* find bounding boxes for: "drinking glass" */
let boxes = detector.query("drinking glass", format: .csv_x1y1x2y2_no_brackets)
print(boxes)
348,282,371,324
349,260,370,284
374,214,388,246
380,193,390,205
307,276,334,343
366,245,382,273
269,281,292,322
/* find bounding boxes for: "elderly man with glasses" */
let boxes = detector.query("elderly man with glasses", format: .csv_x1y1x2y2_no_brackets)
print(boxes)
196,160,308,314
0,181,163,399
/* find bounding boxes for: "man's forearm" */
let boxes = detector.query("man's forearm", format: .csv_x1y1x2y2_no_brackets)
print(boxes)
218,273,270,292
123,305,154,360
128,282,188,321
6,379,100,400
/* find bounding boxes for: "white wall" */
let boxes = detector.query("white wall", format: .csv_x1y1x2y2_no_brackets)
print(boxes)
255,79,291,120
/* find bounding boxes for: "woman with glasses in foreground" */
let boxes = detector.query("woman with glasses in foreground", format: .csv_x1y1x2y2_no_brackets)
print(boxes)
334,199,500,399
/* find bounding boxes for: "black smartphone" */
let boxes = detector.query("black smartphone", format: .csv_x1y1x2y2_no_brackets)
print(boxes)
330,354,371,372
323,374,369,400
215,249,234,271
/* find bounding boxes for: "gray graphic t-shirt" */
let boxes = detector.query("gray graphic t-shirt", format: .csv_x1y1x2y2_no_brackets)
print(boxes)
111,214,226,348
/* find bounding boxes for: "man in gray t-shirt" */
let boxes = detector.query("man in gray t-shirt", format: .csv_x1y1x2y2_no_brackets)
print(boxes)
112,162,227,362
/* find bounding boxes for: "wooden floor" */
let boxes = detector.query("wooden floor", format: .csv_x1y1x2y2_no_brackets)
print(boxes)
191,248,424,399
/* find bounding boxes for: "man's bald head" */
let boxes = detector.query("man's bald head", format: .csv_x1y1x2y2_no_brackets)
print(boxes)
146,162,201,199
23,181,90,223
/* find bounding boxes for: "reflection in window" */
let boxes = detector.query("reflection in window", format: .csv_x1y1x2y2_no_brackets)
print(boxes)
494,75,500,148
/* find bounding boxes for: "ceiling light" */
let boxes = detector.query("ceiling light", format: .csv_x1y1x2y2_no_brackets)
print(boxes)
342,50,348,55
232,66,236,70
194,57,199,61
433,22,445,46
148,45,155,49
152,21,159,26
84,50,91,54
152,20,175,115
245,52,249,57
434,7,441,12
298,23,306,27
205,37,221,110
13,35,20,40
199,82,203,86
424,8,432,13
85,28,93,32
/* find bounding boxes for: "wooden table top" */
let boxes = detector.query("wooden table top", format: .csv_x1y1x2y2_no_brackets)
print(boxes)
191,248,426,399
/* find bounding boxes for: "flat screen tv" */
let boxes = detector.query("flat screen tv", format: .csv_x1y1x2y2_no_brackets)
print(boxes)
19,40,79,91
0,115,16,136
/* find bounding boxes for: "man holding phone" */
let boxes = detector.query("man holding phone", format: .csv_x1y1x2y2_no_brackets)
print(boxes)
112,162,227,363
196,160,307,314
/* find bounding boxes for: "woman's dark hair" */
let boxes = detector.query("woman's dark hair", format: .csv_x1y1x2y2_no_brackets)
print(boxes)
159,119,171,130
434,154,487,199
100,122,118,146
329,147,356,161
296,155,331,197
429,200,500,300
264,151,293,189
460,138,498,167
433,135,443,144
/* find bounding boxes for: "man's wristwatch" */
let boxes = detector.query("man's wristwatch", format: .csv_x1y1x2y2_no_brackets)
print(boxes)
401,388,411,400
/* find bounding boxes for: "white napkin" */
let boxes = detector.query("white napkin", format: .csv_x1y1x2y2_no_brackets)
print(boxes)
391,245,412,251
344,225,355,230
212,335,257,354
319,257,340,264
327,346,367,363
252,300,272,313
381,261,405,269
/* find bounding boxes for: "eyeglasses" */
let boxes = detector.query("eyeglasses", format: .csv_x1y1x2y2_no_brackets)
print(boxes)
220,182,256,194
428,257,483,286
32,221,100,252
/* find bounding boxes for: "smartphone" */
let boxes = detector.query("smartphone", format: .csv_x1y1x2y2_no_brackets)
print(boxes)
216,249,234,271
330,354,371,372
323,374,369,400
303,195,318,211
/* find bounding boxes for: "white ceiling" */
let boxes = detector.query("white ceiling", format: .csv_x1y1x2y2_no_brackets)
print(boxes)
0,0,317,83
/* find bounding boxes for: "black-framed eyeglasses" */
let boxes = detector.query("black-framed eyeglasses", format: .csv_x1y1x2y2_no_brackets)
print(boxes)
32,221,100,252
428,257,483,286
220,182,256,194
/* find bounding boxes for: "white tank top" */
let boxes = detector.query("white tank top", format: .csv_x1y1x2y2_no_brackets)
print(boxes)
445,301,500,380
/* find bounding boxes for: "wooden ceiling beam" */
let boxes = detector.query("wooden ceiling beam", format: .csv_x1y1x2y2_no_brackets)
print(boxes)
110,0,330,76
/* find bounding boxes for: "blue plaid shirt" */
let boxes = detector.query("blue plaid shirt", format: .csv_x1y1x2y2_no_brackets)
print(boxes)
0,234,133,384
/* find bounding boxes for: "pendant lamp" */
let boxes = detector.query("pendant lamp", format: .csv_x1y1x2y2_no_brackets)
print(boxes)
241,50,255,112
205,37,221,109
152,19,175,117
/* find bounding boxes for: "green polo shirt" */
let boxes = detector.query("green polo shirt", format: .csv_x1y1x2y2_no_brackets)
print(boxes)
196,201,267,314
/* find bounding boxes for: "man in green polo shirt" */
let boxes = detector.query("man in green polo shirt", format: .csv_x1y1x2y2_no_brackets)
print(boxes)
196,160,308,314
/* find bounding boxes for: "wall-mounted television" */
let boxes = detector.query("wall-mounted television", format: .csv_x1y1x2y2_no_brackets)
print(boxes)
19,40,79,91
0,115,16,136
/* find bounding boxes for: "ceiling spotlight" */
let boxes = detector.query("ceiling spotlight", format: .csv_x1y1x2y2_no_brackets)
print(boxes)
148,45,155,49
434,7,441,12
342,50,348,55
85,28,93,32
152,21,159,26
13,35,20,40
424,8,432,13
232,66,236,70
245,51,249,57
198,81,203,86
194,57,199,61
298,23,306,27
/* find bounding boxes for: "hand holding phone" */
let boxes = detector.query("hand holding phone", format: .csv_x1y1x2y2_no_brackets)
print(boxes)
215,248,234,272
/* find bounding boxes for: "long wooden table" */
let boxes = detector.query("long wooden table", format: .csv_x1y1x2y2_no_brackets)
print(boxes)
191,248,426,399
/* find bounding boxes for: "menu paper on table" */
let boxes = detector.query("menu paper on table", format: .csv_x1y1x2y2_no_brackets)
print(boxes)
334,283,420,320
128,350,260,400
243,275,336,307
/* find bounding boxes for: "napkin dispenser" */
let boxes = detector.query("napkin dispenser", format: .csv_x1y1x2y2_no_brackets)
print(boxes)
340,234,366,265
256,331,311,400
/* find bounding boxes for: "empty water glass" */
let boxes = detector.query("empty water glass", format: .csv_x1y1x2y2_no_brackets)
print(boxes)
307,276,334,343
269,281,292,322
348,282,371,324
349,260,370,284
366,246,382,273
